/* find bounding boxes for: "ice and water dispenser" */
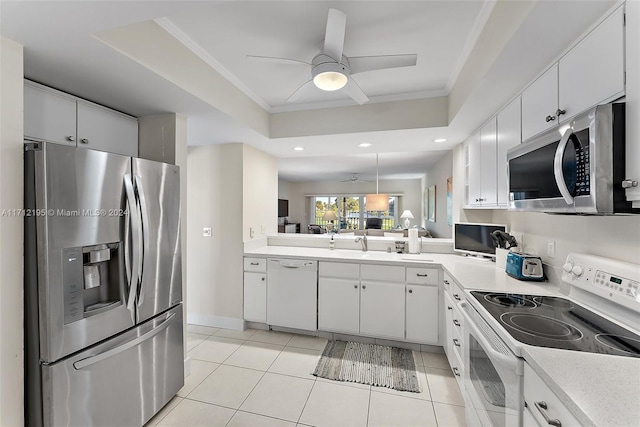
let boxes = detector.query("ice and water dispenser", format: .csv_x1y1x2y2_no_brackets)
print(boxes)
62,242,124,324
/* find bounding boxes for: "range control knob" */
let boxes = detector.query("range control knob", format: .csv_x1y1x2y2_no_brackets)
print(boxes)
563,263,573,273
572,266,584,277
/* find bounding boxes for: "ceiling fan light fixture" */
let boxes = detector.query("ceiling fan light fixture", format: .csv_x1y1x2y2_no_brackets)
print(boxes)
312,61,348,91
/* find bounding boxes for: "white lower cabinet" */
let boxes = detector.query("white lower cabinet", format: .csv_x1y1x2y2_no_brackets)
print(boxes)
360,280,405,340
318,277,360,334
405,284,438,344
243,272,266,323
524,363,581,427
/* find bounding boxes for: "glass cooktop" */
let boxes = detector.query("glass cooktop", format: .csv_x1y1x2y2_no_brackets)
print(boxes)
471,291,640,357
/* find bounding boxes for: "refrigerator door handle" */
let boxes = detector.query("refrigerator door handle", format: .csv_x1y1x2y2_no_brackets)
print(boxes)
73,312,176,370
134,175,150,307
123,174,140,315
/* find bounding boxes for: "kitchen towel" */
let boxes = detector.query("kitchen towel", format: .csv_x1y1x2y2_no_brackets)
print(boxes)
408,228,419,254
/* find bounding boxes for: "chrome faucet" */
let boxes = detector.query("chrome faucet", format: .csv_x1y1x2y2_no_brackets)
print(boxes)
355,233,368,252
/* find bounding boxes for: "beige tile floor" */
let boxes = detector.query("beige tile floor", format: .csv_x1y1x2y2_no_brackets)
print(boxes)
146,325,467,427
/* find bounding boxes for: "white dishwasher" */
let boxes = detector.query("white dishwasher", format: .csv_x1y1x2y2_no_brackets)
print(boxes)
266,258,318,331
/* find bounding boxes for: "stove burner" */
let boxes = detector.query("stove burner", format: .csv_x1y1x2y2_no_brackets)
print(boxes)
500,313,584,341
595,334,640,356
484,293,537,308
532,296,575,310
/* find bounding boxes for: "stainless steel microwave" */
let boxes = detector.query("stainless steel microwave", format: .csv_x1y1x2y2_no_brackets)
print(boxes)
507,103,638,214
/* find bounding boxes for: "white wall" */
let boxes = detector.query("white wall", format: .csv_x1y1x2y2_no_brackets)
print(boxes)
187,143,278,328
0,36,24,426
243,145,278,240
421,151,453,238
187,144,244,328
279,178,422,231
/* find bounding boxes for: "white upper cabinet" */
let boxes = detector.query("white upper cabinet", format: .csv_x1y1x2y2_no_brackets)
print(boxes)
626,0,640,205
77,101,138,156
24,84,77,146
465,119,498,207
496,97,522,206
24,80,138,157
559,6,625,120
521,6,624,142
521,64,559,141
479,118,498,206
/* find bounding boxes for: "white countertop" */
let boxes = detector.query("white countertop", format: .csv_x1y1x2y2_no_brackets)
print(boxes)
244,245,640,426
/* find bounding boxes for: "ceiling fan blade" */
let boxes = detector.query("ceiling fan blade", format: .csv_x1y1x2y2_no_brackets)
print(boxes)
345,78,369,105
246,55,310,66
349,54,418,74
323,8,346,62
286,79,314,103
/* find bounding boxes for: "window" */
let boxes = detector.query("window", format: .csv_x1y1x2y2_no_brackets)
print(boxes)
310,195,398,230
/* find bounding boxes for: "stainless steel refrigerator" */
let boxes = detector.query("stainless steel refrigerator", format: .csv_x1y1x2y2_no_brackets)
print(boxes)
24,141,184,427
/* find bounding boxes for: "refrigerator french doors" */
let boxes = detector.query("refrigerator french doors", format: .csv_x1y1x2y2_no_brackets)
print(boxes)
25,142,183,427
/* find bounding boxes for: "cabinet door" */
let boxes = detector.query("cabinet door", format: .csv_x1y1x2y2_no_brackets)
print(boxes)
480,118,498,206
318,277,360,334
626,0,640,205
77,101,138,156
244,272,266,323
405,285,438,344
360,281,404,340
559,6,624,120
466,132,482,206
522,64,558,141
497,97,522,206
24,84,77,145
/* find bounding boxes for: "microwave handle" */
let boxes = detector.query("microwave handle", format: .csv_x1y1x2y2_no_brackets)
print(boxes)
553,128,575,205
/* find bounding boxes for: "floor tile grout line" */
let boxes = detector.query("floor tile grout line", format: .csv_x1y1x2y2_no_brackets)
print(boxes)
177,361,222,399
296,377,318,425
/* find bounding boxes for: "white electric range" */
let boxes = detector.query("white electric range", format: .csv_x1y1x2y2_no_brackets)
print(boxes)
459,253,640,427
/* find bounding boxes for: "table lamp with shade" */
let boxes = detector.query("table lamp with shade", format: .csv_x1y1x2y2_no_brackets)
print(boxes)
400,210,414,229
323,210,337,232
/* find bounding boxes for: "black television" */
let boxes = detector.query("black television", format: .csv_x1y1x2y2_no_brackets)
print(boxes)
278,199,289,217
453,222,507,258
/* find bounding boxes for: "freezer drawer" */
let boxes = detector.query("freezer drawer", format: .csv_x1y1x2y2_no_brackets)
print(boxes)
41,305,184,427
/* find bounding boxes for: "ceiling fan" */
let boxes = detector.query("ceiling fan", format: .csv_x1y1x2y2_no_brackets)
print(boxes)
340,173,369,183
247,8,418,105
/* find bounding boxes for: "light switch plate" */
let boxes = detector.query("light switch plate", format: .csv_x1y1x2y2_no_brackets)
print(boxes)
202,227,212,237
250,227,255,238
547,240,556,258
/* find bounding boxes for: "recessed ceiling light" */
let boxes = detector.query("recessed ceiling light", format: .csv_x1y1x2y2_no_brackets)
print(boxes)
293,147,304,151
434,138,447,143
358,143,372,147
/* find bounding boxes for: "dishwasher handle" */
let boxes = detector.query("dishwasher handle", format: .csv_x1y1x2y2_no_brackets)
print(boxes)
268,259,317,269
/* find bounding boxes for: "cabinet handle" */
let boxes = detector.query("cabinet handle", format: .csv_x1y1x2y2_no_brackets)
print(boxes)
447,306,453,310
66,135,75,142
453,294,461,301
362,285,366,290
80,138,89,144
453,338,461,347
408,289,413,294
534,401,562,427
545,115,556,122
354,285,358,289
416,273,428,277
453,319,461,327
452,367,460,377
261,277,265,281
443,280,450,285
250,262,259,265
555,109,566,118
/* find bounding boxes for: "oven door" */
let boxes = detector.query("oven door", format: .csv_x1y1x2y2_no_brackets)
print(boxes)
460,301,524,427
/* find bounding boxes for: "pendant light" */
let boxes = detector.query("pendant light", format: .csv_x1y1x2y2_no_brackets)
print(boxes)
366,154,389,211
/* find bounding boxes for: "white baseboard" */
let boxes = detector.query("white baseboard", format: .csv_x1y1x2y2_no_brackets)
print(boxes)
187,313,245,330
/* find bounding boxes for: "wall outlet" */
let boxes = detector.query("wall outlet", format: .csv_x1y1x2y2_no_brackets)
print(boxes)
202,227,212,237
547,240,556,258
249,227,255,238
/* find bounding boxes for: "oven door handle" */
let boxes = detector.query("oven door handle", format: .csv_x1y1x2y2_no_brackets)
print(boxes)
460,301,521,374
553,128,575,205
